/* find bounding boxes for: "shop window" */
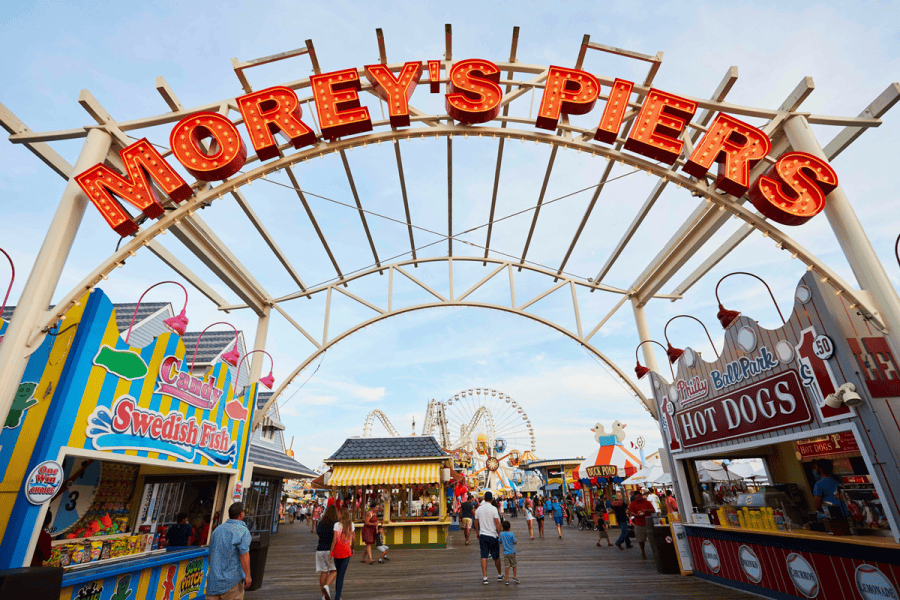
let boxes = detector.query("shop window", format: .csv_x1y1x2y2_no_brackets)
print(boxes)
244,477,280,532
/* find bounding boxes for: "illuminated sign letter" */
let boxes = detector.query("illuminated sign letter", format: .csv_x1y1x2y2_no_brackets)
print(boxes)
594,78,634,144
748,151,838,225
170,112,247,181
684,113,771,197
237,86,317,161
428,60,442,93
624,89,697,164
365,62,425,127
75,139,192,237
310,68,373,140
535,66,600,131
445,59,502,124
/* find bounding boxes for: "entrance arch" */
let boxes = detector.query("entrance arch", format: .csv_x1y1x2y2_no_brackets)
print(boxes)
1,30,897,440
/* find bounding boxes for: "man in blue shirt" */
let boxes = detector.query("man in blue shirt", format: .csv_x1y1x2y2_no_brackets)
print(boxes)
812,459,848,517
207,502,252,599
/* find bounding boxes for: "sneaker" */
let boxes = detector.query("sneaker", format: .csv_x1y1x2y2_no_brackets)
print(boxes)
505,581,510,586
498,574,504,581
323,585,331,600
483,578,489,585
378,559,384,563
615,542,623,550
513,578,519,584
383,556,390,561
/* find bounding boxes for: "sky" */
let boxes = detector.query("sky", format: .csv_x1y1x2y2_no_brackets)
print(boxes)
1,1,899,471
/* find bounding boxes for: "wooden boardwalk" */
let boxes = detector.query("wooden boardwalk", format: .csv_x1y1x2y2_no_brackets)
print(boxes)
247,517,758,599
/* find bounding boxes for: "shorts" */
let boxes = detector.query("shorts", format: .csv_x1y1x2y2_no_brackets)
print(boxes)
315,550,335,572
479,535,500,560
633,524,648,543
554,516,564,526
377,545,389,553
504,554,518,568
462,517,473,529
206,581,244,600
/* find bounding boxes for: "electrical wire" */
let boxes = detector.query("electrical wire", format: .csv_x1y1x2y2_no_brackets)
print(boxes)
277,350,327,411
580,344,650,414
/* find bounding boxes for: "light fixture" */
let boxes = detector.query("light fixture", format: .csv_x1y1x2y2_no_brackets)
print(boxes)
234,350,276,395
634,340,674,380
825,382,863,408
664,315,720,365
189,321,242,374
715,271,786,330
125,280,190,344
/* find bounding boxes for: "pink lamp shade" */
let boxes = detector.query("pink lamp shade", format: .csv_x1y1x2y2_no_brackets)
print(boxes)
222,342,241,367
163,308,189,336
259,370,275,389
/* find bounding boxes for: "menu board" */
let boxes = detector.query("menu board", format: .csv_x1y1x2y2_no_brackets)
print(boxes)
670,522,693,575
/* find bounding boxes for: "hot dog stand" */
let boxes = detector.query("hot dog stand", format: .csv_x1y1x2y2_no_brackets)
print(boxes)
651,272,900,599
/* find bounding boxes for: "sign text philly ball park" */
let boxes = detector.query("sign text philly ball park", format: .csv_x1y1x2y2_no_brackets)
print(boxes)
76,60,839,237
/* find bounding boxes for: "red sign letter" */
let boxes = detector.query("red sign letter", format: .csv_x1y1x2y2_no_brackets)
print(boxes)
75,139,192,237
594,79,634,144
624,90,697,164
748,151,838,225
684,113,771,197
237,86,317,161
310,68,373,140
535,66,600,131
365,62,424,127
428,60,442,93
445,59,502,124
170,112,247,181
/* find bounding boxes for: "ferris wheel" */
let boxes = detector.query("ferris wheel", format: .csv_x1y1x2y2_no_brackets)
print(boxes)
443,388,535,454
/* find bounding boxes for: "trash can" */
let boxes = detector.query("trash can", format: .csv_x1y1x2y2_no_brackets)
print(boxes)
246,531,271,591
648,525,680,574
0,566,63,600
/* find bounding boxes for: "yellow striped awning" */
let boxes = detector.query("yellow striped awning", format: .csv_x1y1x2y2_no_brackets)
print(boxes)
330,463,441,486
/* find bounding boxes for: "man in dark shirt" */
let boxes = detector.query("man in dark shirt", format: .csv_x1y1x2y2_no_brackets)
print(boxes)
166,512,193,547
627,491,656,560
610,493,632,550
460,494,475,546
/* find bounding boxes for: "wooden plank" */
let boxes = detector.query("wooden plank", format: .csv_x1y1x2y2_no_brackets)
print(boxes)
246,514,759,599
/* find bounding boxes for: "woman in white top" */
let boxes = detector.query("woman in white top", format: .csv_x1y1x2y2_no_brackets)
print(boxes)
524,498,535,540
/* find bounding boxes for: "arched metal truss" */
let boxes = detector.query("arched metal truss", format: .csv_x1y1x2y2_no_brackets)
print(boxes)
362,409,400,438
2,27,898,434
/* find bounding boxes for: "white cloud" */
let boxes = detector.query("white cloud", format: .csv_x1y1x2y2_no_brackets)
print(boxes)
299,395,338,406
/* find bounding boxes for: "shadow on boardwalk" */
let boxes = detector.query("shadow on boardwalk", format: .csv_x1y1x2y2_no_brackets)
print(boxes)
246,517,756,599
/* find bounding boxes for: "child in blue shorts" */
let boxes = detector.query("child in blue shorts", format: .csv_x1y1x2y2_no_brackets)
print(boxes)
499,521,518,584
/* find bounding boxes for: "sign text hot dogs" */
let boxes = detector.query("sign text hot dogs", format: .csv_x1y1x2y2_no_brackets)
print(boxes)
676,371,812,449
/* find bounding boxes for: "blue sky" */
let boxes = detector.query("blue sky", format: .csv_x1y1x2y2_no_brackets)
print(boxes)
2,1,899,470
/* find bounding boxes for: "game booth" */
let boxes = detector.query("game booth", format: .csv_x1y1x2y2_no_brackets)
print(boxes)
651,272,900,598
0,289,260,600
570,426,643,524
322,436,454,549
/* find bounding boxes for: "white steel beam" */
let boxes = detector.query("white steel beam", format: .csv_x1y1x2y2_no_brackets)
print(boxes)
670,82,900,298
144,240,229,308
582,66,739,284
340,150,382,270
283,166,345,281
447,136,453,257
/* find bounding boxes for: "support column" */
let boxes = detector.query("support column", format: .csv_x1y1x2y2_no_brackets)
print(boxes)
631,297,661,376
0,128,112,427
248,305,271,384
783,115,900,354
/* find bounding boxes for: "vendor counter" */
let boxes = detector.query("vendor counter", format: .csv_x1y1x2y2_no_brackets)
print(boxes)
60,546,208,600
686,524,900,600
353,520,450,549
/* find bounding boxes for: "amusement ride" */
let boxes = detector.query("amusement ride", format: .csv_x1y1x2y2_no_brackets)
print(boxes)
362,388,541,494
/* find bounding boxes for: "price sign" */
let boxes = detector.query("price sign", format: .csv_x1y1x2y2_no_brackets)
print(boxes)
813,335,834,360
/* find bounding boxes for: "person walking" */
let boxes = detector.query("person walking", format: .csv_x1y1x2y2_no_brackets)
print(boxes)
460,494,475,546
331,507,355,600
499,521,518,585
524,499,535,540
594,494,612,547
361,500,378,564
535,498,545,539
610,493,632,550
549,497,564,538
312,502,322,533
474,491,503,585
316,504,338,600
565,495,574,527
206,502,251,600
510,496,518,518
627,490,656,560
